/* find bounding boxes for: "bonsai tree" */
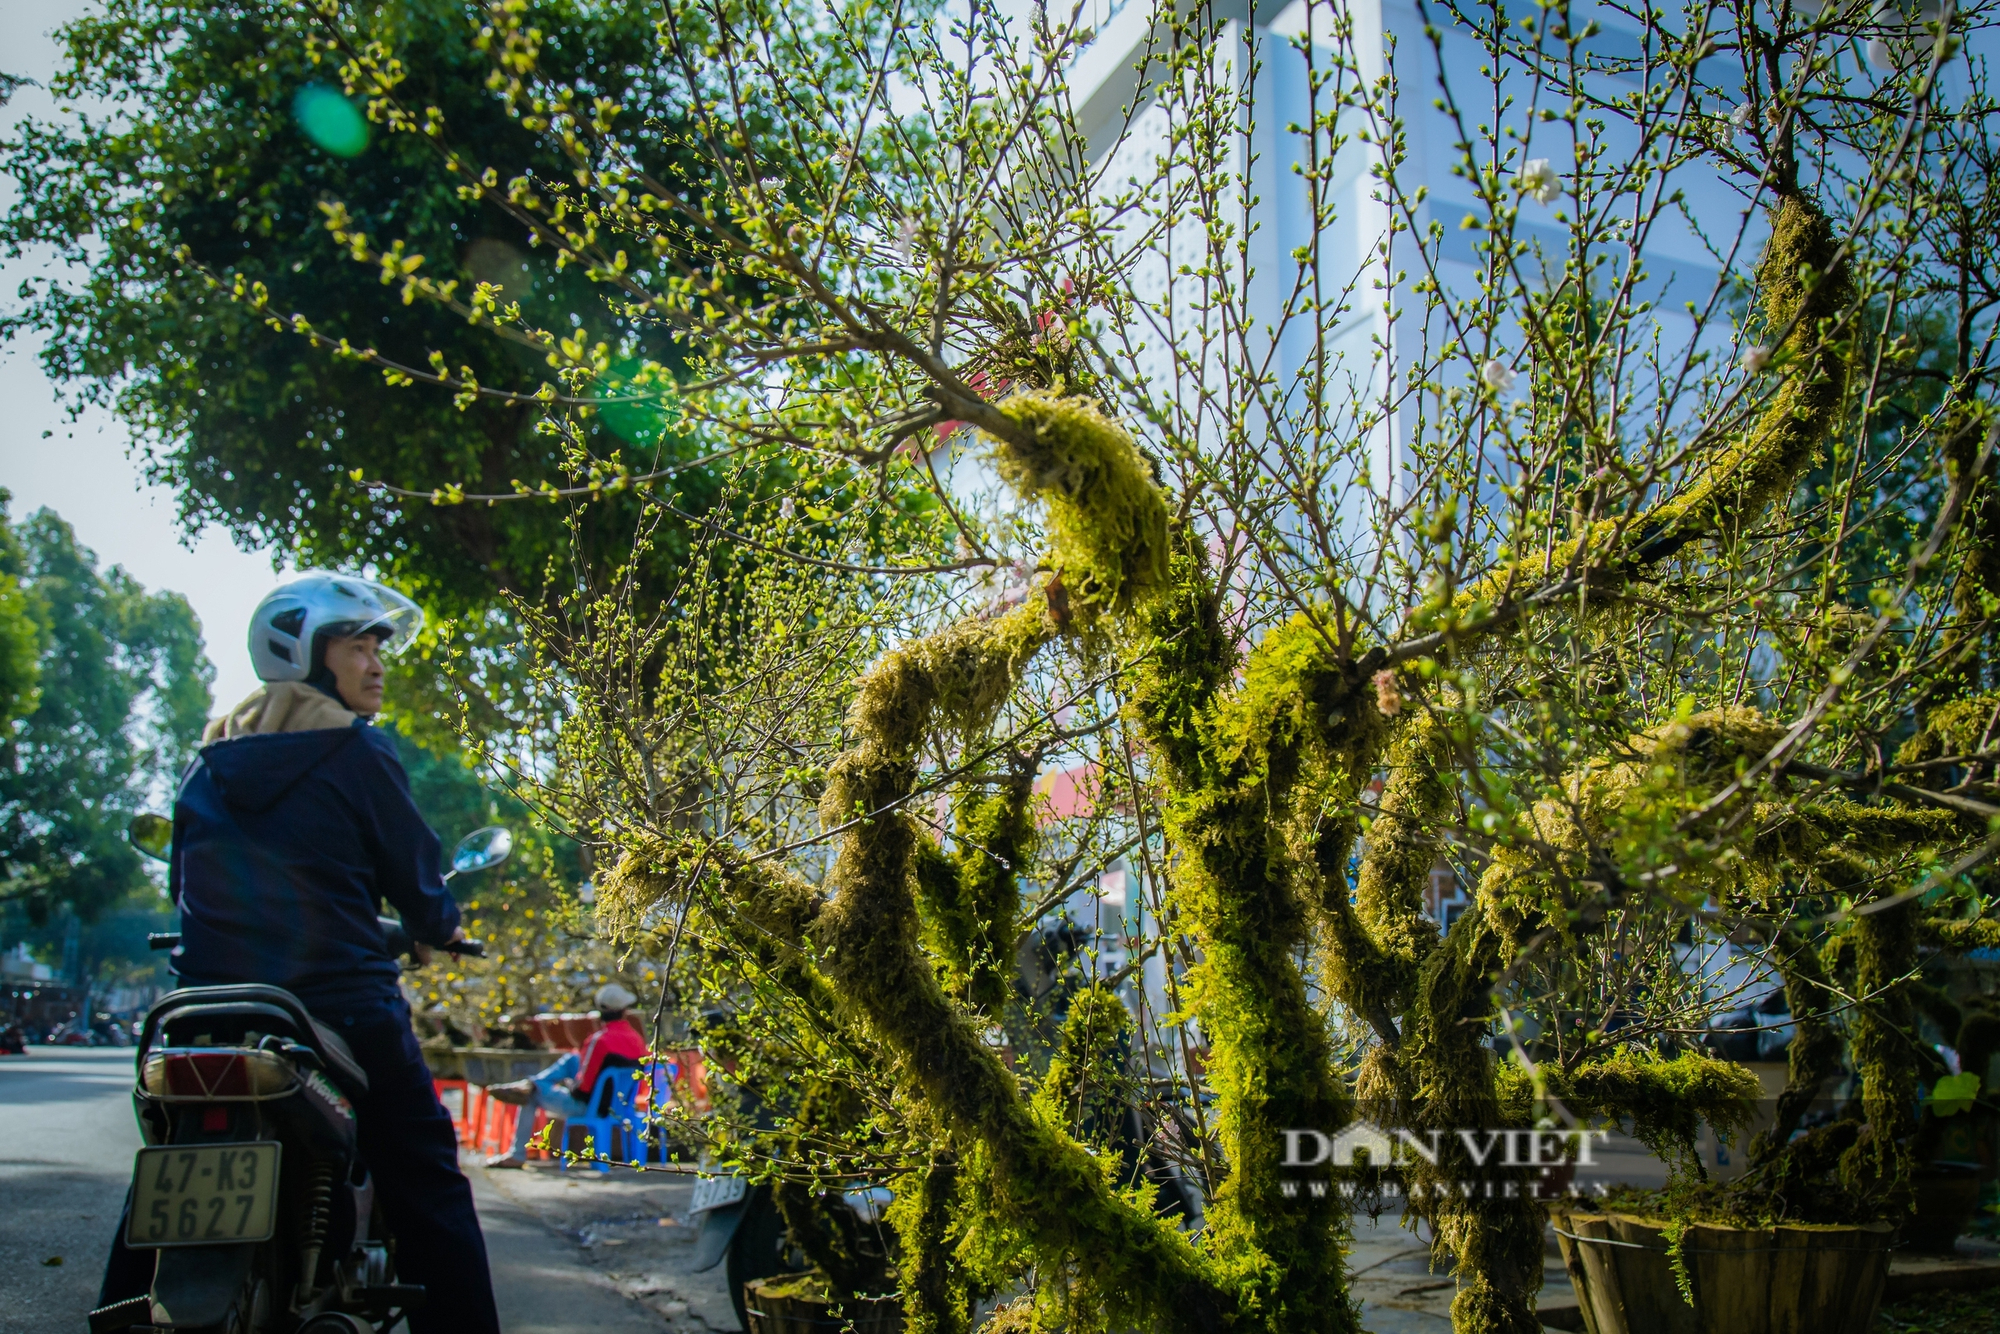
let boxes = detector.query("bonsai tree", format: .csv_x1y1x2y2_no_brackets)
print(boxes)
91,0,2000,1329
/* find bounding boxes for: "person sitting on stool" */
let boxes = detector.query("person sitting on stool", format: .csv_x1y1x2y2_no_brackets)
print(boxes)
484,982,647,1167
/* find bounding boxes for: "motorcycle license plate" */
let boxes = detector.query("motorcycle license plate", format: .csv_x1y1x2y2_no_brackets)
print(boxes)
127,1143,282,1248
689,1172,747,1214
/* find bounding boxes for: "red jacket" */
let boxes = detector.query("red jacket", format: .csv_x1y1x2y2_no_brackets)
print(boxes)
576,1016,648,1100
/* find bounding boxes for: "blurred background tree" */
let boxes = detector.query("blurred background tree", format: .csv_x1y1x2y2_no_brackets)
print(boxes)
0,493,211,994
0,0,731,733
0,500,210,925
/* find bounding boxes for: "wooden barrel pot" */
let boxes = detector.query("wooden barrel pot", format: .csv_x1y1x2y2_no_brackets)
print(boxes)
743,1276,904,1334
1547,1207,1894,1334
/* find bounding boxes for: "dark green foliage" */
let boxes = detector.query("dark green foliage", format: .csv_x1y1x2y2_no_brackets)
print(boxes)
0,0,720,620
0,496,39,731
0,507,212,924
1943,406,2000,625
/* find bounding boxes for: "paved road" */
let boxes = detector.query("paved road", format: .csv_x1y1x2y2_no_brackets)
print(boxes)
0,1047,139,1334
0,1046,670,1334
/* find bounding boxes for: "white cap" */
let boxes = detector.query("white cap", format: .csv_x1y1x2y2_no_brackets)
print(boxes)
594,982,638,1012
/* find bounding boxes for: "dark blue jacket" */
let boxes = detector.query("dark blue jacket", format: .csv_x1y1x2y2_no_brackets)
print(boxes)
169,720,461,1008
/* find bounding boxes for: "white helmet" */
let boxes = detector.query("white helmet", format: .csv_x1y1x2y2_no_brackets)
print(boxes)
248,573,424,684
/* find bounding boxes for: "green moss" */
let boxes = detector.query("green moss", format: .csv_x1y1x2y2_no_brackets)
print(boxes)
1461,193,1852,614
983,392,1171,622
1840,901,1920,1211
842,600,1056,761
1128,601,1380,1331
888,1146,967,1334
1944,406,2000,591
1896,689,2000,767
911,767,1035,1012
1924,917,2000,951
1557,1052,1760,1174
1397,906,1547,1334
1032,985,1133,1147
756,1270,835,1302
817,585,1234,1334
1125,526,1237,788
1343,709,1450,1018
1751,927,1845,1165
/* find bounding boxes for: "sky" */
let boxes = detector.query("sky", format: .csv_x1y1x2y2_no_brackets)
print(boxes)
1,0,284,712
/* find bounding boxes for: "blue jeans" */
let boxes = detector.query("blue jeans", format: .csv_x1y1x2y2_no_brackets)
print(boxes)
509,1051,593,1154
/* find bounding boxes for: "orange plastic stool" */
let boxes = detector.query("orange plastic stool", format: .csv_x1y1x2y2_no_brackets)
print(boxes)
433,1078,471,1143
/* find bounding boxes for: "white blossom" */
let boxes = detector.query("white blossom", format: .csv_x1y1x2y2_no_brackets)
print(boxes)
1515,158,1562,205
1729,103,1752,130
780,496,796,519
1741,344,1772,374
1481,359,1518,393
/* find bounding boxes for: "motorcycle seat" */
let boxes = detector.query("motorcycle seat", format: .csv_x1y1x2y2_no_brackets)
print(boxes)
142,985,370,1098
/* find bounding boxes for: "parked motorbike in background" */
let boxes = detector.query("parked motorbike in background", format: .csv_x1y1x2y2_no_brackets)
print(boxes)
88,823,507,1334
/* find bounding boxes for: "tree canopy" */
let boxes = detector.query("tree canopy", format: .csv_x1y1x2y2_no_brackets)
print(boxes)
0,501,211,924
0,0,722,624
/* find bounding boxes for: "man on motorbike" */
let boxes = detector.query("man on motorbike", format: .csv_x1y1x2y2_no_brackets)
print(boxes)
97,573,500,1333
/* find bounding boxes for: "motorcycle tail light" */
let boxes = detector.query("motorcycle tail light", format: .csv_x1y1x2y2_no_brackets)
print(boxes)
142,1047,296,1099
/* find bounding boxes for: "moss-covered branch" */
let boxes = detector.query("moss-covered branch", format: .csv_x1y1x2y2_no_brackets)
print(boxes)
913,762,1037,1011
1451,192,1853,629
1129,560,1379,1332
813,396,1235,1331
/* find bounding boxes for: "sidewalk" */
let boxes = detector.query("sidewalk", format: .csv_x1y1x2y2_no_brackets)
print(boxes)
466,1150,738,1332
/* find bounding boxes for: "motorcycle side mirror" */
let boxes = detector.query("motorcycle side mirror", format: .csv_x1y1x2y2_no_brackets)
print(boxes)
448,825,513,879
128,813,172,863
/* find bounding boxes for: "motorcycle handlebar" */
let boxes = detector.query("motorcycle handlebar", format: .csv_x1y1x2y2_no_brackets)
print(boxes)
144,926,484,961
376,916,484,961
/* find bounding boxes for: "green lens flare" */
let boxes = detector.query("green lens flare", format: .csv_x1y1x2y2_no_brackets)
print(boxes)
293,85,369,158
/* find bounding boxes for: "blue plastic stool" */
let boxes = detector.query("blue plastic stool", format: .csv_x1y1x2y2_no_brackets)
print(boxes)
559,1067,643,1173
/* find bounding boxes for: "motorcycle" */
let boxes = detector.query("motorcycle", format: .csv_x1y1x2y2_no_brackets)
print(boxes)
87,824,509,1334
